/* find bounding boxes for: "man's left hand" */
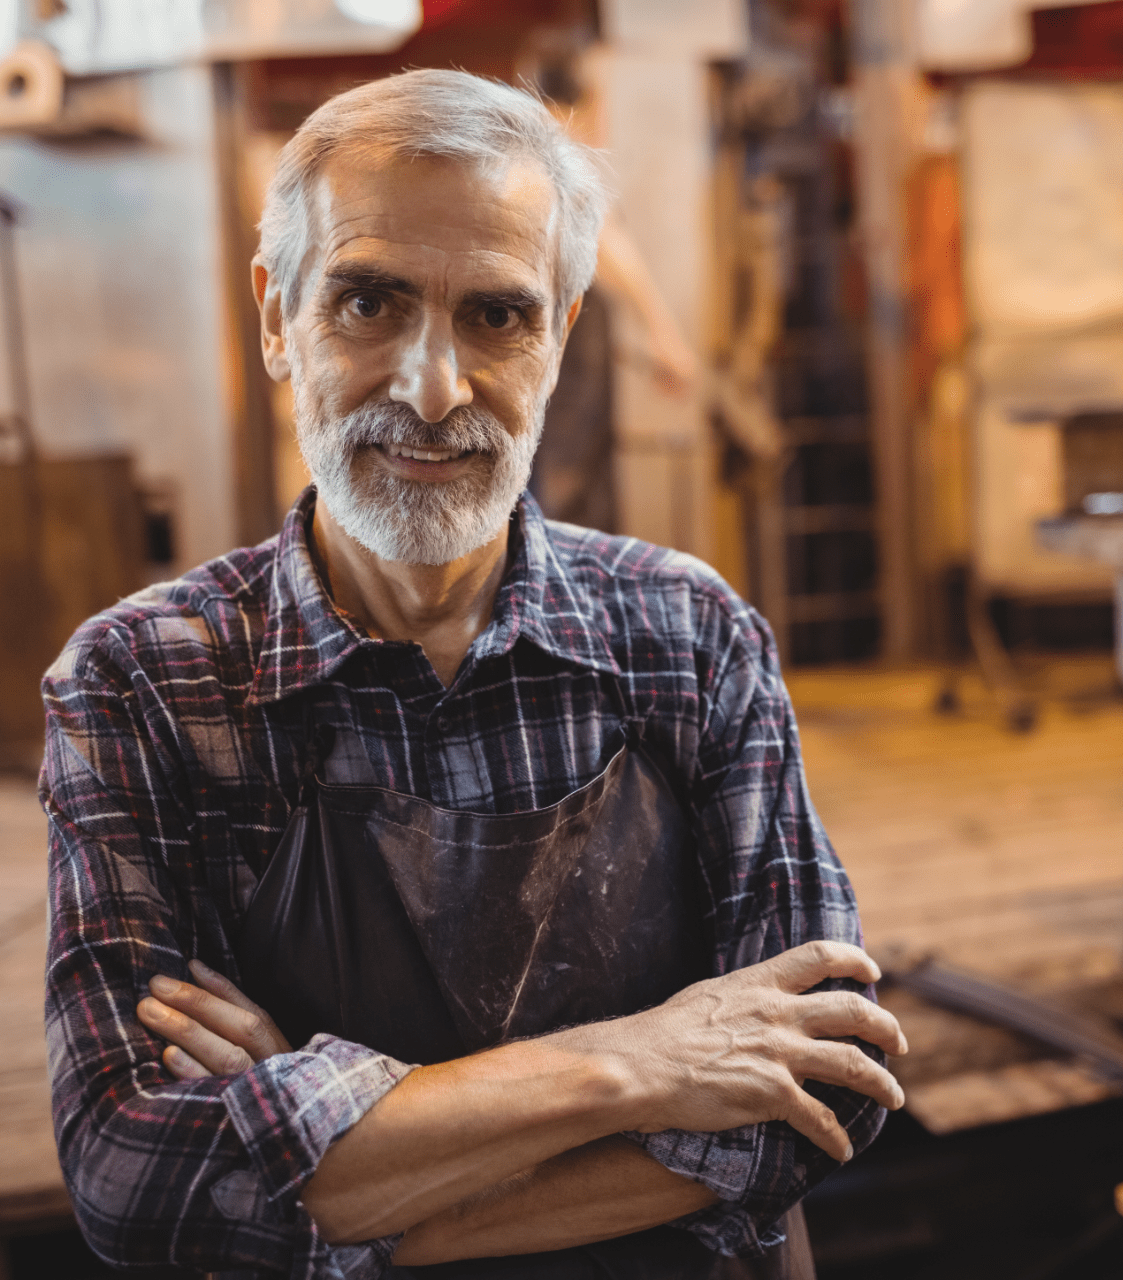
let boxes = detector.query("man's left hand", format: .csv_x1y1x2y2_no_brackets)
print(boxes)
137,961,291,1080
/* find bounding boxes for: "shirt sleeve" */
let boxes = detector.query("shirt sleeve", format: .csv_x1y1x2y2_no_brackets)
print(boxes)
42,624,414,1278
621,596,885,1257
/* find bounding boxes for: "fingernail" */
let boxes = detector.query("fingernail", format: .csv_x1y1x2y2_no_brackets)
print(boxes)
166,1046,189,1066
150,975,178,997
189,958,213,977
843,1143,854,1163
894,1085,906,1108
141,997,167,1022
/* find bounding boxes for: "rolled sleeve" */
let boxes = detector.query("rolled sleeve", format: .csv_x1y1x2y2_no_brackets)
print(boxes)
222,1034,412,1238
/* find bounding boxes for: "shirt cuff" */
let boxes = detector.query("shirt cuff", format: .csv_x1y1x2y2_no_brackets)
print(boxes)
621,1122,791,1257
221,1034,415,1277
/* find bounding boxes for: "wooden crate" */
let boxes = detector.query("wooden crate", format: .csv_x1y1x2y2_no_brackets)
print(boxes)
0,454,145,763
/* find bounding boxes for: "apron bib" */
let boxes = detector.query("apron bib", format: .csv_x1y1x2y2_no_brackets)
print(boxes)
237,727,813,1279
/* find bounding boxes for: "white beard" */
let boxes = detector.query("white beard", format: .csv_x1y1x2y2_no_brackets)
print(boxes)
293,384,545,566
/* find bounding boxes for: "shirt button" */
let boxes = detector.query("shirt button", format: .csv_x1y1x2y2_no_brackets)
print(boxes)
437,716,450,732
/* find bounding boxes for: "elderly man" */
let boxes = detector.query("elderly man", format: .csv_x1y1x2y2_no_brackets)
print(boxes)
41,70,905,1280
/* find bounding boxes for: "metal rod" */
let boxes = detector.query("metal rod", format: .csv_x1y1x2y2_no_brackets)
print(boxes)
884,959,1123,1081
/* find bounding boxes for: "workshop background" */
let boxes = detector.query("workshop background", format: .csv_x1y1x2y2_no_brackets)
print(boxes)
2,1,1123,1277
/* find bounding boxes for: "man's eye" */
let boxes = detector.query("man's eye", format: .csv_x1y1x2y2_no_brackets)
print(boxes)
483,304,516,329
351,294,382,318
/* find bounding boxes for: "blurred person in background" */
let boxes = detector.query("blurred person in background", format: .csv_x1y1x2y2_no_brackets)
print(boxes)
39,70,904,1280
529,37,698,532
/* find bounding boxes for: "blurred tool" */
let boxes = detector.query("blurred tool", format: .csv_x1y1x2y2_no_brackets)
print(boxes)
882,957,1123,1081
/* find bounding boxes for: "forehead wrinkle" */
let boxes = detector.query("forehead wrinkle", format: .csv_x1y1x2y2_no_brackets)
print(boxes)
301,151,562,307
316,161,554,250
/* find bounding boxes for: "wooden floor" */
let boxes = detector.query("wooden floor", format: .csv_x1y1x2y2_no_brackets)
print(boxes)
788,658,1123,1134
0,776,67,1232
789,659,1123,985
2,657,1122,1222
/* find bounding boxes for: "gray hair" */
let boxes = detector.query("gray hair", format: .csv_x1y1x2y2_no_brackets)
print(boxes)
258,68,609,328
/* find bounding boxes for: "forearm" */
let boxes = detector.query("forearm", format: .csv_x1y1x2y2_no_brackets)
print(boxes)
153,944,904,1255
393,1135,718,1265
303,1026,639,1245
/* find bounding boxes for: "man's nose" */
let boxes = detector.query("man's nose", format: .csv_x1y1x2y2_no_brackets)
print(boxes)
387,315,473,423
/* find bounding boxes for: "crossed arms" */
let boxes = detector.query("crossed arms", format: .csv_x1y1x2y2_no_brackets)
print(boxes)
138,942,906,1264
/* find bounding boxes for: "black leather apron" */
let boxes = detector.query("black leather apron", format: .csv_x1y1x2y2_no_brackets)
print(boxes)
237,725,813,1279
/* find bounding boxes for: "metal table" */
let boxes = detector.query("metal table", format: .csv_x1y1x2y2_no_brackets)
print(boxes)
1037,514,1123,683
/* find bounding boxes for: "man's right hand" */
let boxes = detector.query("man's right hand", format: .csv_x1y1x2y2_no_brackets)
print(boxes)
602,940,906,1163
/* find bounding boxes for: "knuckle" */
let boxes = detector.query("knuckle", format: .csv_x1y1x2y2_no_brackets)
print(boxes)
775,1078,803,1118
840,1043,869,1079
815,1102,840,1136
844,992,872,1023
235,1007,260,1037
220,1047,251,1075
806,939,845,969
166,1008,195,1037
759,1027,789,1061
210,971,239,997
243,1015,273,1055
754,991,788,1025
177,982,207,1011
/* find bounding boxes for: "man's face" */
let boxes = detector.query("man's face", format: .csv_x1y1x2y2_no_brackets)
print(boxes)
273,150,574,564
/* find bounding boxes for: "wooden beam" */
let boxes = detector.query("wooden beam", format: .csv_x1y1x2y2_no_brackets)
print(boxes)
212,62,278,548
849,0,926,660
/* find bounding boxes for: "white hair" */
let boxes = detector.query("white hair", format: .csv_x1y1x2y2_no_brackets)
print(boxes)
258,68,609,329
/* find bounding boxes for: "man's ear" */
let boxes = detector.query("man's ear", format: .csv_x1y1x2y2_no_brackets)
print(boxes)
253,256,291,383
564,294,583,340
545,294,584,396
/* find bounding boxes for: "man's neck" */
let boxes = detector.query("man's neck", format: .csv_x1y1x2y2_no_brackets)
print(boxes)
310,500,511,689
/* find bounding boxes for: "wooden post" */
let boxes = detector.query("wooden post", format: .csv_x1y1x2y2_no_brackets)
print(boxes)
212,61,278,548
849,0,924,660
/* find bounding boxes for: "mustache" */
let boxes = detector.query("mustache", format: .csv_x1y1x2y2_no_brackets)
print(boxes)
334,400,509,457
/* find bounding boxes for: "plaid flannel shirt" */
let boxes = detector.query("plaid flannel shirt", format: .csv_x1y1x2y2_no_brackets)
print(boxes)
41,488,883,1279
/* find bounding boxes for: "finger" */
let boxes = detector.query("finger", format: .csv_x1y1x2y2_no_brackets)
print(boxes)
149,973,290,1060
186,961,292,1055
163,1044,211,1081
188,960,264,1016
792,1039,906,1112
749,941,882,995
138,996,255,1076
796,990,909,1056
778,1081,854,1164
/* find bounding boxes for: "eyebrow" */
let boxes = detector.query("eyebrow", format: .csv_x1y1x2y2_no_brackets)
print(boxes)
461,286,549,312
320,266,422,298
320,266,550,315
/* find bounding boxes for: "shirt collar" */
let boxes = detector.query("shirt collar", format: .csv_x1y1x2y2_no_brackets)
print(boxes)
246,488,368,706
476,493,620,676
248,487,619,706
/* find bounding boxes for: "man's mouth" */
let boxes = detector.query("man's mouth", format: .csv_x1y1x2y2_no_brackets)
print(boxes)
380,443,472,463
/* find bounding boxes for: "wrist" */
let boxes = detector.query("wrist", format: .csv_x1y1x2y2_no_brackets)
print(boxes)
550,1017,657,1136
